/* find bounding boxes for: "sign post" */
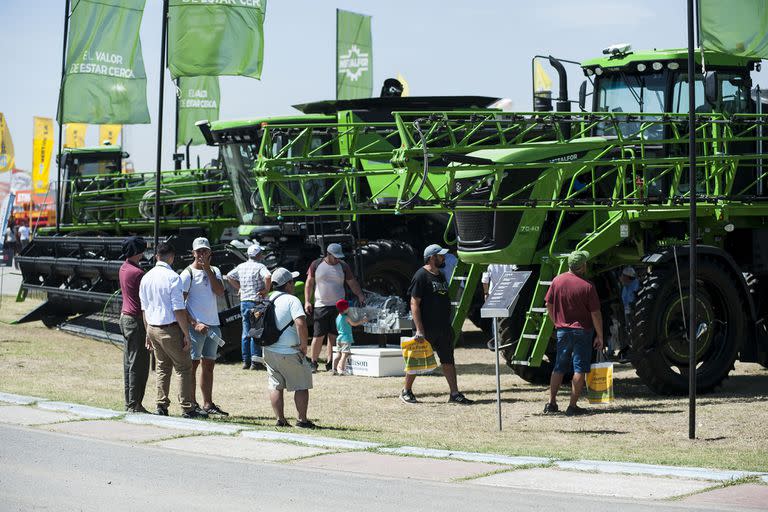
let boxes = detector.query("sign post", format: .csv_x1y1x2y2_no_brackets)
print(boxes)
480,270,532,431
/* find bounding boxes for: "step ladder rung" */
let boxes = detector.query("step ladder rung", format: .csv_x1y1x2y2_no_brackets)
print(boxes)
452,276,468,282
509,360,530,366
538,280,553,286
531,307,547,313
522,334,538,339
450,301,459,306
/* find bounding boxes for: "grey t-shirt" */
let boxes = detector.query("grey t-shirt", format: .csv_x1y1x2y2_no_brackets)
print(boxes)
307,258,353,307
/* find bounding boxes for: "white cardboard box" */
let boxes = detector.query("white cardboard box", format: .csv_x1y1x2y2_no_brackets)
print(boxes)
332,345,405,377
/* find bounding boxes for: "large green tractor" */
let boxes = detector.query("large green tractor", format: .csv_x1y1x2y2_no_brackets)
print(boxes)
244,47,768,394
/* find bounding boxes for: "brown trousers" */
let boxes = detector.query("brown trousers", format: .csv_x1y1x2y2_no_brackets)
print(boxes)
147,324,194,412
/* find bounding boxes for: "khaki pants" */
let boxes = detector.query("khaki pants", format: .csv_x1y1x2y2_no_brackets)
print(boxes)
148,324,194,412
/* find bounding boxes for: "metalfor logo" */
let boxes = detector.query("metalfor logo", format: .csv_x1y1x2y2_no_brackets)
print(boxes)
338,45,369,81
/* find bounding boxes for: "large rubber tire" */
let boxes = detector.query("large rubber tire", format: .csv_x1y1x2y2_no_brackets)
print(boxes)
630,258,744,395
358,240,420,298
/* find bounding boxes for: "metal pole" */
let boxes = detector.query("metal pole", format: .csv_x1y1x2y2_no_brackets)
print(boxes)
56,0,72,233
687,0,697,440
494,317,502,431
154,0,169,250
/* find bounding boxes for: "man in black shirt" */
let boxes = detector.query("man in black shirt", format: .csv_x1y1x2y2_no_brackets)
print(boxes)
401,244,473,405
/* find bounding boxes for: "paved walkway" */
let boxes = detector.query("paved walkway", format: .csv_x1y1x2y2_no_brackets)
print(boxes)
1,391,767,508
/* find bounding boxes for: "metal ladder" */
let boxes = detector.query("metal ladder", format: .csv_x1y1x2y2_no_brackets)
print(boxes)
448,260,485,346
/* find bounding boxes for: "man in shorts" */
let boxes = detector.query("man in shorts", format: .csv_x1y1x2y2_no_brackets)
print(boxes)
265,267,315,428
544,250,604,416
400,244,473,405
304,243,365,372
180,237,228,416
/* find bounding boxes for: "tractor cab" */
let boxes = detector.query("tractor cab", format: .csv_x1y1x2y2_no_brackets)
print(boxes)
58,145,126,177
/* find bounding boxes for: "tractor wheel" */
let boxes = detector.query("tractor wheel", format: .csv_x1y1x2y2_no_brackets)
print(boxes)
359,240,420,298
630,258,744,395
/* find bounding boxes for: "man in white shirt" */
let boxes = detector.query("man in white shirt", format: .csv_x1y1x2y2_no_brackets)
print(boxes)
265,267,314,428
226,243,272,370
18,221,30,251
139,242,206,419
181,237,227,416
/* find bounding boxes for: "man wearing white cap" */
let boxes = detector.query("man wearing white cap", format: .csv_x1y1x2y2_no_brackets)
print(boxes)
401,243,473,405
305,242,365,372
265,267,314,428
181,237,228,416
227,243,272,369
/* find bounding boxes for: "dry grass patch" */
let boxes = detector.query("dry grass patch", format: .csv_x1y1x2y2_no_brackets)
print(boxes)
1,297,767,471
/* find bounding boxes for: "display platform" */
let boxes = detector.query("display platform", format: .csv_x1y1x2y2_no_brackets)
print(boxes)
332,344,406,377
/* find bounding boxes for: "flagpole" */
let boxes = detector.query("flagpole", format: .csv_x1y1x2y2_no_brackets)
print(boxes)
56,0,71,234
154,0,169,250
686,0,698,440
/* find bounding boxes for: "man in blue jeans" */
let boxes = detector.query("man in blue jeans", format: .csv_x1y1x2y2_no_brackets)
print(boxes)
226,244,272,369
543,250,604,416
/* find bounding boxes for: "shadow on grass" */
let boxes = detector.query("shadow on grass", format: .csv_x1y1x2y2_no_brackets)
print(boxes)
554,429,629,435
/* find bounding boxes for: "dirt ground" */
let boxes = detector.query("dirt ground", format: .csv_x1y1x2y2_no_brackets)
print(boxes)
1,296,766,472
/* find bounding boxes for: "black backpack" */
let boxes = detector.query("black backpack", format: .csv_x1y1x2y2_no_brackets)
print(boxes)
247,293,295,346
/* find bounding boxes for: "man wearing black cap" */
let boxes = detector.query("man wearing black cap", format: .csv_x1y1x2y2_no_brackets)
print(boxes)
119,236,150,413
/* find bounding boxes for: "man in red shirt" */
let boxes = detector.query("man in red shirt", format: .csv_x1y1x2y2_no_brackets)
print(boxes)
544,250,604,416
118,236,150,413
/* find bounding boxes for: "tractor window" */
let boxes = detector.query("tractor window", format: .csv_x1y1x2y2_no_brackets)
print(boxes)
220,143,259,223
721,75,752,114
672,74,711,113
595,72,666,139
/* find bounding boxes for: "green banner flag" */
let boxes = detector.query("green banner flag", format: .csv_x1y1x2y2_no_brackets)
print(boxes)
699,0,768,58
177,76,220,147
336,9,372,100
168,0,267,79
58,0,150,124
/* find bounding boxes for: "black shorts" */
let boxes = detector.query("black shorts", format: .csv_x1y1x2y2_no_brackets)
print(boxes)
313,306,339,337
424,327,454,365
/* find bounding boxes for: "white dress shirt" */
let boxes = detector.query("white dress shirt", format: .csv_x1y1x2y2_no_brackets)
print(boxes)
139,261,186,326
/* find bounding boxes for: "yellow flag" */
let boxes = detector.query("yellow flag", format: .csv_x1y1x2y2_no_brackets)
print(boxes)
64,123,87,148
32,117,54,193
534,61,553,93
0,113,15,173
99,124,121,146
396,73,410,97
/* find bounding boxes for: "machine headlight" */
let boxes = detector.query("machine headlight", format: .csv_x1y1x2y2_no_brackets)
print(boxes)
594,67,603,76
637,63,647,72
667,62,680,70
652,61,663,71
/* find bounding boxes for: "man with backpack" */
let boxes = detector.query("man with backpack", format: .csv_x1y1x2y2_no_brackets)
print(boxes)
263,267,314,428
180,237,228,416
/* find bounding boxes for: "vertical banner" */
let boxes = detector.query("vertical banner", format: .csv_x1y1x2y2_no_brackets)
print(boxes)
699,0,768,58
0,192,15,251
336,9,373,100
0,113,15,174
177,76,220,146
64,123,87,148
32,117,54,194
99,124,122,145
168,0,267,79
58,0,150,124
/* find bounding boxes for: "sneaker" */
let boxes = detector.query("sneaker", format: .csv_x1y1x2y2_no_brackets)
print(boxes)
565,405,588,417
448,392,474,405
250,363,265,371
155,406,169,416
543,402,559,414
400,389,418,404
242,361,250,370
310,361,319,373
325,361,333,372
204,403,229,416
296,420,317,429
182,408,209,419
275,418,291,427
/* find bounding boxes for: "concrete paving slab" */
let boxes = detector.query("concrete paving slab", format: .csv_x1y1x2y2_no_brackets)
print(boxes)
154,435,332,461
36,401,123,419
682,483,768,509
241,430,380,450
380,446,550,466
0,405,79,425
45,419,197,443
472,467,714,500
762,475,768,484
123,413,244,434
296,451,500,482
556,459,759,482
0,392,48,405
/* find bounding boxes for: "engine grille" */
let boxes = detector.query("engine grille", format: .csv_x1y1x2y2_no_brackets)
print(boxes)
456,212,494,244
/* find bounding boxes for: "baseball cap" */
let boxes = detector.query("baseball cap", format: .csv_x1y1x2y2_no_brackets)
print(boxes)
622,266,637,278
567,250,590,270
192,237,211,251
326,243,345,259
336,299,350,313
272,267,300,287
247,243,263,258
120,236,147,259
423,243,449,260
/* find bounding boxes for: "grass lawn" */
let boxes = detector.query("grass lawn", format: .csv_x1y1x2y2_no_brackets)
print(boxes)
1,296,767,472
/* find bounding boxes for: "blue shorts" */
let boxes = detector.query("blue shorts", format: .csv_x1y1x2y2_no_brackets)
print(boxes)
553,328,593,374
189,325,221,361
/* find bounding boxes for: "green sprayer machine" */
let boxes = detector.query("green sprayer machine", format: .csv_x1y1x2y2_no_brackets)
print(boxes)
228,46,768,394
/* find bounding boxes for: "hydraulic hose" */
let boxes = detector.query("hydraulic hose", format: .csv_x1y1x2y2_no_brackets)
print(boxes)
397,118,432,210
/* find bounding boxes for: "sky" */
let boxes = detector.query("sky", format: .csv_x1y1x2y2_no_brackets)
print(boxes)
2,0,762,173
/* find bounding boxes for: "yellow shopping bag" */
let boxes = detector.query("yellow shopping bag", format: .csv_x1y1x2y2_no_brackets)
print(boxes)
400,337,438,375
586,361,614,404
